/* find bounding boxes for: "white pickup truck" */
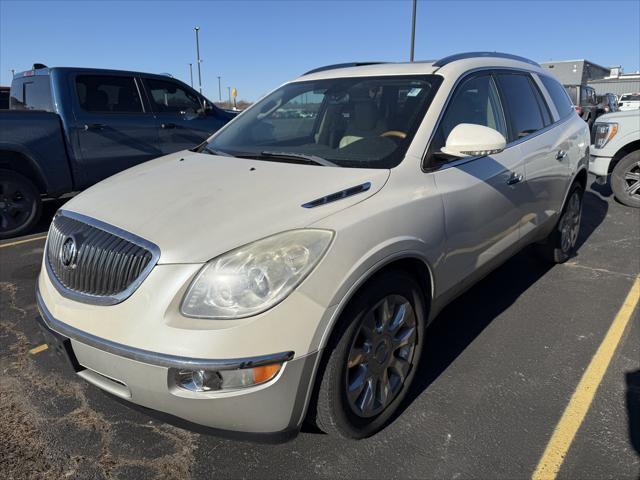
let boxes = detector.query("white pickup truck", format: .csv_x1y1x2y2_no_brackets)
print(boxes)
589,110,640,207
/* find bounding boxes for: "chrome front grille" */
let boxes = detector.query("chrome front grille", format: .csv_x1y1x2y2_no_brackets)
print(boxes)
46,211,160,305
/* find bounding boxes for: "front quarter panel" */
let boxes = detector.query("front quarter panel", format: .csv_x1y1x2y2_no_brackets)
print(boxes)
302,166,445,350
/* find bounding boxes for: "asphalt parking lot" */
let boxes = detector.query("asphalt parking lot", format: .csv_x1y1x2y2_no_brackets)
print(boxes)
1,177,639,479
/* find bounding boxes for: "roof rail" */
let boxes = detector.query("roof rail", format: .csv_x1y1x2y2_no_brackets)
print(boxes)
303,62,387,76
433,52,540,68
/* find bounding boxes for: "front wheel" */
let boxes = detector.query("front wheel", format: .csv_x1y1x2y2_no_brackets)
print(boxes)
311,270,425,439
611,151,640,208
535,183,583,264
0,169,42,239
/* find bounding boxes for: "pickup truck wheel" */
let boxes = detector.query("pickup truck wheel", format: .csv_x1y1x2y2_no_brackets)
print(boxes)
534,184,583,264
611,151,640,208
0,170,42,239
311,270,425,439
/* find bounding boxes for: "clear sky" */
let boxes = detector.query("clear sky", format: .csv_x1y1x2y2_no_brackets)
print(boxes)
1,0,639,101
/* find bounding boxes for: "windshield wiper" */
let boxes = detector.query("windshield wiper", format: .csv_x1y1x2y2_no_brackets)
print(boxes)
258,151,338,167
199,145,235,157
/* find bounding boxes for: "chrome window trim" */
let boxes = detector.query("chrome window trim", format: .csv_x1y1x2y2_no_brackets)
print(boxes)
421,66,575,173
45,209,161,306
36,287,294,370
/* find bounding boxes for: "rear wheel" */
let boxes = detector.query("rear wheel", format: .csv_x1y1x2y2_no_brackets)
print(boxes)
611,151,640,208
312,270,425,438
535,183,583,264
0,169,42,239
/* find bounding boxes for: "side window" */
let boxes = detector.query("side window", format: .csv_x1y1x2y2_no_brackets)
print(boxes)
431,74,507,155
76,75,143,113
495,73,546,141
10,76,52,111
145,79,202,114
540,75,574,117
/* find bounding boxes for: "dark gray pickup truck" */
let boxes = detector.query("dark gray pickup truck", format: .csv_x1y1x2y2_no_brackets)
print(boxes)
0,65,235,238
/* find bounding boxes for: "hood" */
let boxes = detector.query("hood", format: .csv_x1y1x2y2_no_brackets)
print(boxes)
63,151,389,264
596,110,640,123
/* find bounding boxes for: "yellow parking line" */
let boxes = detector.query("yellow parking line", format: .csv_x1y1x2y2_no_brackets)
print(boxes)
532,276,640,480
0,235,47,249
29,343,49,355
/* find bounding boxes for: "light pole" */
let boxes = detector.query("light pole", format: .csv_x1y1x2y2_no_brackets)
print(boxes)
194,26,203,93
409,0,417,62
227,86,231,106
188,63,193,87
217,76,222,101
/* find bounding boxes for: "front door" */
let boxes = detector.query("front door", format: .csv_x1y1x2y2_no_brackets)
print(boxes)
427,73,527,296
71,73,162,188
142,77,226,154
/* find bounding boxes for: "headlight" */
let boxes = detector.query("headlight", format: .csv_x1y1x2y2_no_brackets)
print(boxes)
181,229,333,319
593,123,618,149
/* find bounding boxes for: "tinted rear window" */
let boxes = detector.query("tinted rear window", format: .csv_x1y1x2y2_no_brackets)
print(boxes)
540,76,574,117
564,86,578,104
75,75,143,113
10,76,52,111
621,94,640,101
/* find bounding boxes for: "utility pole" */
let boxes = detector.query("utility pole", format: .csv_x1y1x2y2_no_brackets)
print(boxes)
194,26,203,93
217,76,222,101
410,0,417,62
188,63,193,87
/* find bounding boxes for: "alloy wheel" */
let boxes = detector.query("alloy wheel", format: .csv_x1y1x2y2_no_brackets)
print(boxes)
622,160,640,200
0,179,35,234
345,294,417,418
559,190,582,253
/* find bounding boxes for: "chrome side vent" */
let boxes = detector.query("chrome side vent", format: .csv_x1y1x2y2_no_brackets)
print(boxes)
301,182,371,208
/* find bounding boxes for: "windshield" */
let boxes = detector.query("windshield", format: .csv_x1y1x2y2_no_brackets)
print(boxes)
202,75,442,168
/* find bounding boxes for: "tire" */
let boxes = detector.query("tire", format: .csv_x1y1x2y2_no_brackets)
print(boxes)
312,270,426,439
0,169,42,239
611,151,640,208
535,183,583,264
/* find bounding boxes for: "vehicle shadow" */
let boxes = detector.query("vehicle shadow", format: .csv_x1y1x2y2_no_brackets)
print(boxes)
575,190,609,251
626,370,640,456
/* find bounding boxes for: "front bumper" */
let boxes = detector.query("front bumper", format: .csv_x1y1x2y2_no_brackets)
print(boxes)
589,150,613,177
36,287,319,437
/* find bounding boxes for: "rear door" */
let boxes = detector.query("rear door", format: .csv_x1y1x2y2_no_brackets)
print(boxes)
142,77,226,153
70,73,162,188
496,72,571,240
428,72,527,295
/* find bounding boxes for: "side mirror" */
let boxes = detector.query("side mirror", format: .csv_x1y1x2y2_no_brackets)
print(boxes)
441,123,507,158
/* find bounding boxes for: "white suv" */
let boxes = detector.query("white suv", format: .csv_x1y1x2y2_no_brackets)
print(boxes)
37,52,589,440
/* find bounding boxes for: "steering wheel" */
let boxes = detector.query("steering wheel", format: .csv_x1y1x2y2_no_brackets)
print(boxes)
380,130,407,139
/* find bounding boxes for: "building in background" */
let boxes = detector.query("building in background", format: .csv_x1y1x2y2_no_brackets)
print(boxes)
541,59,640,96
541,59,610,85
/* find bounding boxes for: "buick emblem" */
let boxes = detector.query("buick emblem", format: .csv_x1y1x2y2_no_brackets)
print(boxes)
60,236,78,268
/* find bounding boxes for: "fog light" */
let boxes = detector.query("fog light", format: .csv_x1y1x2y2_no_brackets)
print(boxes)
172,363,283,392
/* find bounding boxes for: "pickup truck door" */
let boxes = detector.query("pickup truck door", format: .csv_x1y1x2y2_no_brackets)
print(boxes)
70,73,162,188
141,77,227,154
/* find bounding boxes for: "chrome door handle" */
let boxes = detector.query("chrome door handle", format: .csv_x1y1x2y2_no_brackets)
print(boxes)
84,123,105,131
556,150,567,160
506,172,523,185
161,122,177,129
